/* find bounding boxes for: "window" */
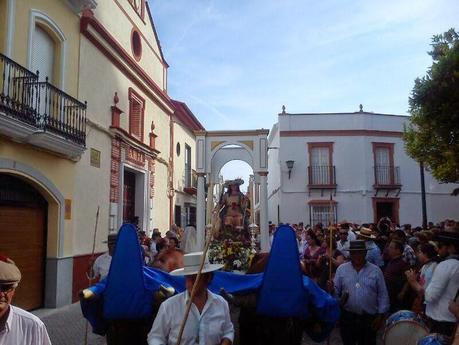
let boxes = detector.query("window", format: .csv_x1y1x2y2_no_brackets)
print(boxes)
309,202,337,227
128,88,145,141
308,142,334,185
128,0,145,20
174,205,182,227
31,25,55,82
185,144,192,188
131,29,142,61
372,143,398,185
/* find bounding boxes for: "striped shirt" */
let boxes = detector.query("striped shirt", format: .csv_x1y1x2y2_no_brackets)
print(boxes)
334,261,390,315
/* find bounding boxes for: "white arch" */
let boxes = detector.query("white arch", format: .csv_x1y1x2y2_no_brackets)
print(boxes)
211,145,253,181
27,9,67,89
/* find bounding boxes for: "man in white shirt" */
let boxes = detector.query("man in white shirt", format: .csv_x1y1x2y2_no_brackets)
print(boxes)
425,231,459,338
148,252,234,345
337,229,350,259
0,255,51,345
92,233,117,281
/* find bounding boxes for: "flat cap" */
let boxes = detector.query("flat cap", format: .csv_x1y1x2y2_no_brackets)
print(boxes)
0,255,21,284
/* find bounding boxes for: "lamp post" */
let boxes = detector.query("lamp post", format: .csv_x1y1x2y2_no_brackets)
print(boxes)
286,160,295,179
420,162,427,229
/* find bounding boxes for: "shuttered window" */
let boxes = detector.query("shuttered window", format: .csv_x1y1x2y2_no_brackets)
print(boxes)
31,25,55,82
128,89,145,141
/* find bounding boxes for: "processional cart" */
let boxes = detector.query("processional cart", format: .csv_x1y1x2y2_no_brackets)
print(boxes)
79,181,340,344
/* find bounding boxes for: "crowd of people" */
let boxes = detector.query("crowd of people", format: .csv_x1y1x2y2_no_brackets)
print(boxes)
266,218,459,345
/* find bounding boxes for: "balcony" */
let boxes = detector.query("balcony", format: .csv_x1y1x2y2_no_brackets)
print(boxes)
308,165,337,196
0,53,86,160
184,169,197,195
373,165,401,196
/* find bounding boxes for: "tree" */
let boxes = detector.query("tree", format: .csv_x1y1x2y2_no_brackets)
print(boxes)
404,28,459,189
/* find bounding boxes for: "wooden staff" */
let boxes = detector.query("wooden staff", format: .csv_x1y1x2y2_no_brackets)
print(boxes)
175,220,215,345
84,206,100,345
328,195,334,282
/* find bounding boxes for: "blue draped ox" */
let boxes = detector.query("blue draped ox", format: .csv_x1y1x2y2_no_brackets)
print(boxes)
81,224,340,342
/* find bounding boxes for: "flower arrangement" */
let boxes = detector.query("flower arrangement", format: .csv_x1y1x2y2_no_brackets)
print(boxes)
208,239,255,272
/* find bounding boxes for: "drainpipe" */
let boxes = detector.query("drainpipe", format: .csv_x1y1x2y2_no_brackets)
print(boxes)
169,115,174,226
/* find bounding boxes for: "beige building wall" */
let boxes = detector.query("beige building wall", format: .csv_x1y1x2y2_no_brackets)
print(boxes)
93,0,166,91
76,1,173,249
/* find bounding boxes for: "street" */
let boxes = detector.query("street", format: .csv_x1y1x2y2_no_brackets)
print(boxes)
34,302,383,345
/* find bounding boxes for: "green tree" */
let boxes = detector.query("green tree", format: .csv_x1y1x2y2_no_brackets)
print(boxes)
404,28,459,188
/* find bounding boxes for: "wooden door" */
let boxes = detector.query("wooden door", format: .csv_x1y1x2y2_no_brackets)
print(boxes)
123,171,136,223
0,206,46,310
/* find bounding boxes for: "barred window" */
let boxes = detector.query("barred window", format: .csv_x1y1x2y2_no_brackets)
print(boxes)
310,204,337,227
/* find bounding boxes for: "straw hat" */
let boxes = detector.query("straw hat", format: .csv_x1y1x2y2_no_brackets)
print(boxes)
356,227,377,240
170,252,223,276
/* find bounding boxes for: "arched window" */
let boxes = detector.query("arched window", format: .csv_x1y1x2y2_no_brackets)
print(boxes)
31,25,55,82
27,10,67,88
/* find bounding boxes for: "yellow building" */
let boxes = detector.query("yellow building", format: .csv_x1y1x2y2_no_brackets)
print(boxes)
0,0,93,309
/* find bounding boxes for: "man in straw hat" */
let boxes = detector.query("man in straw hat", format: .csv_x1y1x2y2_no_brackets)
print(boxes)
355,227,384,268
147,251,234,345
329,240,389,345
424,231,459,337
0,255,51,344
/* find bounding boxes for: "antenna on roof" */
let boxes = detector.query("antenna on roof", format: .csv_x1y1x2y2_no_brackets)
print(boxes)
359,104,363,112
281,105,286,115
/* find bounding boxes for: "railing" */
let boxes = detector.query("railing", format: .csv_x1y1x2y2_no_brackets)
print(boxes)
0,53,86,146
374,166,401,186
308,165,336,186
37,79,86,146
0,54,38,126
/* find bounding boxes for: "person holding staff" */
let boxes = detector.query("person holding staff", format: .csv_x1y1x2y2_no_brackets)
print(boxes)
147,251,234,345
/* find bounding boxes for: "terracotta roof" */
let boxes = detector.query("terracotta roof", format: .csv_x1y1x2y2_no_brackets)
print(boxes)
172,100,205,131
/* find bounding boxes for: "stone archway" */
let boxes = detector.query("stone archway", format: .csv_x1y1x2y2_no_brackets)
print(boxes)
194,129,270,252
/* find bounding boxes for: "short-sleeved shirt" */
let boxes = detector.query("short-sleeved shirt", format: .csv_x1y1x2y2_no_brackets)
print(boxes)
93,252,112,280
0,305,51,345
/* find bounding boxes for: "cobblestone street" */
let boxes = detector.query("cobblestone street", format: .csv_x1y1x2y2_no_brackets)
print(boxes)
33,302,383,345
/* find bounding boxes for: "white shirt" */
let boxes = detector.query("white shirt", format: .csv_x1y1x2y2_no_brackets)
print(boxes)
337,239,350,258
425,257,459,322
93,252,112,280
347,230,357,241
148,290,234,345
0,305,51,345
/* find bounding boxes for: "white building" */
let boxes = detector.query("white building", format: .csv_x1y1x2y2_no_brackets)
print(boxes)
267,107,459,227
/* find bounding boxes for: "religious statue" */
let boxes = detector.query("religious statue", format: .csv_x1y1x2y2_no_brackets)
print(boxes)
218,179,250,241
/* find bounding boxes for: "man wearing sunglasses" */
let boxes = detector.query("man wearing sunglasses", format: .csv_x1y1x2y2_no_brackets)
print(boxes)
0,255,51,344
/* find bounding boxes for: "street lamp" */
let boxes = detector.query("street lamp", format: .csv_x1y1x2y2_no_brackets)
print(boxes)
286,160,295,179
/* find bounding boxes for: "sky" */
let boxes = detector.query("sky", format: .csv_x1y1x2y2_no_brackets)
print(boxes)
150,0,459,187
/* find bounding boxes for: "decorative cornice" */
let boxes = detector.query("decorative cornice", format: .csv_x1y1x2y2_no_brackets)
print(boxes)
280,130,403,138
80,11,174,115
109,126,160,157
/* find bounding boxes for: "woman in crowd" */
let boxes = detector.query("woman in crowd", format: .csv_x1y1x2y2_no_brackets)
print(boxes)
317,235,345,290
302,230,325,276
405,243,439,313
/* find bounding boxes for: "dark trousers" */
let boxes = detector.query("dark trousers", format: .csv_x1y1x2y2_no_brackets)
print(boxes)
428,318,457,338
340,310,377,345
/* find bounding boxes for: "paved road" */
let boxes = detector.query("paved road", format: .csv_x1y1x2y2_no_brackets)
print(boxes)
34,302,383,345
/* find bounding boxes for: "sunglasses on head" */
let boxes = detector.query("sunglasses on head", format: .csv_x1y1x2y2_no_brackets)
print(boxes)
0,283,16,293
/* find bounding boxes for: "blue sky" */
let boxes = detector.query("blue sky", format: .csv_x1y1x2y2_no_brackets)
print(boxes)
150,0,459,186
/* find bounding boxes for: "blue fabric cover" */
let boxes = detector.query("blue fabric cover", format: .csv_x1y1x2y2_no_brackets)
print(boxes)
81,224,339,337
257,225,308,317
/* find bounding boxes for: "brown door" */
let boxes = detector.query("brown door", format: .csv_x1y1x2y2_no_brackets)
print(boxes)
123,170,136,223
0,206,46,310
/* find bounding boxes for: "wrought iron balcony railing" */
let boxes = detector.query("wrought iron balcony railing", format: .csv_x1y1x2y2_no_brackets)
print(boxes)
0,53,86,147
374,165,401,187
184,169,198,195
308,165,336,187
0,54,38,126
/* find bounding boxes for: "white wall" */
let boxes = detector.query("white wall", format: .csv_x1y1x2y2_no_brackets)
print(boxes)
268,112,459,227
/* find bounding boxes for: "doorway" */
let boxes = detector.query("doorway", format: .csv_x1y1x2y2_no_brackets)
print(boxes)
373,198,399,224
123,170,136,223
0,174,47,310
